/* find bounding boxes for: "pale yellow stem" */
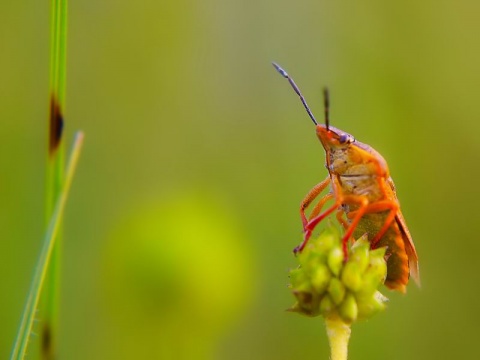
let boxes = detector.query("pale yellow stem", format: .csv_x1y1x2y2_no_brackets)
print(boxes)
325,316,351,360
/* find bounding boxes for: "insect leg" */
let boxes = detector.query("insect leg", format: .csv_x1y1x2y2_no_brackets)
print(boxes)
308,193,334,221
336,208,349,230
345,200,400,248
299,177,331,228
363,200,399,248
340,195,370,258
294,199,341,254
313,176,371,258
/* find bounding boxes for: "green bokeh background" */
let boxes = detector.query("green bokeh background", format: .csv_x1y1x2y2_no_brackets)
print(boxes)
2,1,480,359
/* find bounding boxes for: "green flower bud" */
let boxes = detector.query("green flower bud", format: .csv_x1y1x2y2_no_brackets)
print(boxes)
320,295,335,316
357,291,388,320
328,278,346,305
341,262,363,292
349,237,370,273
327,247,344,277
311,264,332,293
315,231,336,253
361,269,384,293
289,267,312,292
354,281,377,301
298,250,326,274
364,250,388,284
287,227,388,323
370,246,387,259
339,293,358,323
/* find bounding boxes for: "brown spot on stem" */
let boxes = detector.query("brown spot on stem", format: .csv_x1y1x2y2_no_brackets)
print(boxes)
41,322,54,359
49,95,64,155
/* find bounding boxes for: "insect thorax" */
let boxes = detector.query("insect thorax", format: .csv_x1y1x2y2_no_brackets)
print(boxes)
338,174,384,201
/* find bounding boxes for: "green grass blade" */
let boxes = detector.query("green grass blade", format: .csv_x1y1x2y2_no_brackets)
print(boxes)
10,132,84,360
44,0,68,356
49,0,68,108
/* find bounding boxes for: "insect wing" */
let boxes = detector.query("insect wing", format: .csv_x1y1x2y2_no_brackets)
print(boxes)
395,210,420,286
386,177,420,286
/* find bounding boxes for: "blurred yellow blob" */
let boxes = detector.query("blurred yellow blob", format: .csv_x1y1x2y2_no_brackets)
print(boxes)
102,191,254,359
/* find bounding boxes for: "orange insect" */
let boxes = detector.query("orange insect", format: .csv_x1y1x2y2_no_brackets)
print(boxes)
273,63,419,292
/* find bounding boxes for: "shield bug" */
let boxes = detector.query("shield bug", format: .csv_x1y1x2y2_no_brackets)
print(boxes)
273,62,419,292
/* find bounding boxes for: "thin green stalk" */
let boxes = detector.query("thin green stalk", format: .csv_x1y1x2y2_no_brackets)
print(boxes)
10,132,84,360
43,0,68,358
325,316,351,360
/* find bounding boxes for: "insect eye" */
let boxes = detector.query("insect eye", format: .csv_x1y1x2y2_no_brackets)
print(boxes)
339,134,354,144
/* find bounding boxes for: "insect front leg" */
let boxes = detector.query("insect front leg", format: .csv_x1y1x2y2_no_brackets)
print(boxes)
299,177,331,229
294,199,341,254
340,195,370,259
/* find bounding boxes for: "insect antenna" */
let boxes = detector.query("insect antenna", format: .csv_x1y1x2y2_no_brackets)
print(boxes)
272,62,318,126
323,87,330,131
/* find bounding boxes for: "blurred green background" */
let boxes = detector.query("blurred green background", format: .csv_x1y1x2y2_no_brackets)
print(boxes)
1,1,480,359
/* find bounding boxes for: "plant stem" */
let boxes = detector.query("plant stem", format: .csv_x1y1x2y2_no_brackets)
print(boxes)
10,133,84,360
42,0,68,358
325,315,351,360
